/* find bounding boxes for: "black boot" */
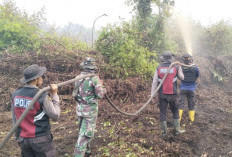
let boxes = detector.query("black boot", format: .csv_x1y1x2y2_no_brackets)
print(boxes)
161,121,167,136
85,152,91,157
85,143,91,157
173,119,185,135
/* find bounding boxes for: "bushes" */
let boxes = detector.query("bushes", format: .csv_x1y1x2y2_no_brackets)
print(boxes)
96,22,158,78
0,0,41,52
0,0,88,55
200,20,232,55
39,32,88,54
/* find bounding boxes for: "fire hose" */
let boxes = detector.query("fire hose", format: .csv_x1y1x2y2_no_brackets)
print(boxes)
105,61,192,116
0,74,96,149
0,61,191,149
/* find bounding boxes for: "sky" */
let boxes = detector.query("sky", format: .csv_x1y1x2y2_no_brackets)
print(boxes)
5,0,134,29
1,0,232,28
175,0,232,26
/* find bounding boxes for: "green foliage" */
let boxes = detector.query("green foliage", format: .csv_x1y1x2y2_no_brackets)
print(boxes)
0,0,88,54
39,30,88,55
201,20,232,55
166,16,232,55
127,0,177,53
128,0,215,56
133,0,152,19
96,22,158,78
0,0,43,52
147,15,178,53
130,0,152,31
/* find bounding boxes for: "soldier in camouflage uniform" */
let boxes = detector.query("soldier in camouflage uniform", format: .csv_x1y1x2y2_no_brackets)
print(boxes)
72,57,106,157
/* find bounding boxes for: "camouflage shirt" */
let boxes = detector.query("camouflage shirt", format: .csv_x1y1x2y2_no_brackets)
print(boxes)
73,72,105,117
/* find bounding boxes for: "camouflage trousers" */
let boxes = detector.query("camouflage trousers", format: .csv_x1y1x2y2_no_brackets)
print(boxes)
73,116,97,157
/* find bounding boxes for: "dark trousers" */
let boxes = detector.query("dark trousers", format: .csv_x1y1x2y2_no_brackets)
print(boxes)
158,94,179,122
18,133,55,157
179,90,195,110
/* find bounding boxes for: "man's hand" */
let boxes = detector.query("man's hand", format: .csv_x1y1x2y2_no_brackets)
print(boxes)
175,61,181,65
49,84,58,95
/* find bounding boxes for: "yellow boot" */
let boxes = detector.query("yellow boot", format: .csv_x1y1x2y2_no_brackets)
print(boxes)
189,110,195,124
179,109,183,122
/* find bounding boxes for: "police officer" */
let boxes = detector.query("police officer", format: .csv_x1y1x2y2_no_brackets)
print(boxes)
179,53,199,124
72,57,106,157
151,51,185,136
11,64,60,157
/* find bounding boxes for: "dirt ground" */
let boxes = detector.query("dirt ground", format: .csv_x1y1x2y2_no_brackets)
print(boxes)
0,53,232,157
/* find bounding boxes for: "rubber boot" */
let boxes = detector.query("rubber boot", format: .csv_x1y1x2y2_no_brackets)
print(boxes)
173,119,185,135
84,142,91,157
179,109,183,122
189,110,195,125
85,152,91,157
161,121,167,136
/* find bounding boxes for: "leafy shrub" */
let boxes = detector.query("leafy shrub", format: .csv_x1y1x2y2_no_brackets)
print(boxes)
0,0,42,52
200,20,232,55
96,22,158,78
0,0,88,55
39,31,88,54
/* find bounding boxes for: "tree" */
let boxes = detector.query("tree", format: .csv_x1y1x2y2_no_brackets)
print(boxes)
0,0,44,53
127,0,176,53
96,21,158,78
201,20,232,55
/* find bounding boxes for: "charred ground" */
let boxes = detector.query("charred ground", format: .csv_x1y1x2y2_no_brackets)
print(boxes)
0,52,232,157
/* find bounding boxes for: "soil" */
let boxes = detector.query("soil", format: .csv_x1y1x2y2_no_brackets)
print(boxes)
0,52,232,157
